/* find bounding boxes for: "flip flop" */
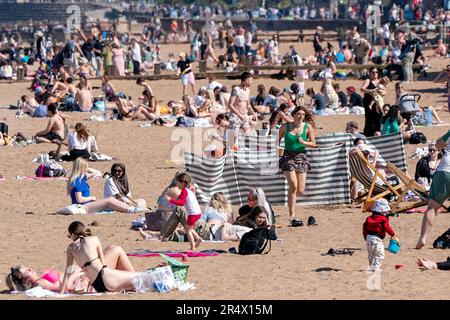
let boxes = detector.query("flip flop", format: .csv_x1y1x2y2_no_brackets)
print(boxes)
289,218,303,227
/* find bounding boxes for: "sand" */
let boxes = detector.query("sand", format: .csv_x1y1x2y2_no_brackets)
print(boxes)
0,41,450,300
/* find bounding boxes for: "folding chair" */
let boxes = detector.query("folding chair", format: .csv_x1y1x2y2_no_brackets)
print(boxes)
386,162,449,212
349,149,405,213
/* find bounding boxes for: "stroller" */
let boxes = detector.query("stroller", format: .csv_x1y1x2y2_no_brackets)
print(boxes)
398,93,421,114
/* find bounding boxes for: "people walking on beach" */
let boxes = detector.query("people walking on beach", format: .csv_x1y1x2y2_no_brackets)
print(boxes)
363,198,400,271
228,72,258,134
278,106,316,222
416,130,450,249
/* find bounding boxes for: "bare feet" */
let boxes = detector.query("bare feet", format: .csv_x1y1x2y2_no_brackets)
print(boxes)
415,240,426,250
195,238,202,248
417,258,437,271
138,228,150,240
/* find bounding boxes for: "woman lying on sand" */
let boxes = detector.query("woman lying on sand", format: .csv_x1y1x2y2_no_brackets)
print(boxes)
60,221,142,293
6,264,89,293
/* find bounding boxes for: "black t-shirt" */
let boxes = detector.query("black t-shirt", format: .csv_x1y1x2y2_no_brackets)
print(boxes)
92,39,104,57
226,46,236,62
350,92,363,107
337,91,348,107
177,58,192,74
82,40,94,61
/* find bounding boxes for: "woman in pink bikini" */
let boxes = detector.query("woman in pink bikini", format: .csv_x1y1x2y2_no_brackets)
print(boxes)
6,265,88,293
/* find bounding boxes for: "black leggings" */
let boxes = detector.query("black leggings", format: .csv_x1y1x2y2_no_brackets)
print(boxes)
61,149,90,162
437,258,450,270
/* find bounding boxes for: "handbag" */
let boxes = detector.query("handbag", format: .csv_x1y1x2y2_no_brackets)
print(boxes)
145,209,174,231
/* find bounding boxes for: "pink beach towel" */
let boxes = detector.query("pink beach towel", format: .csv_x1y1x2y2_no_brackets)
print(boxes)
127,250,223,258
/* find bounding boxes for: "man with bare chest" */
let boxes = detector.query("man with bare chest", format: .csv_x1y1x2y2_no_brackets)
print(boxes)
227,72,258,134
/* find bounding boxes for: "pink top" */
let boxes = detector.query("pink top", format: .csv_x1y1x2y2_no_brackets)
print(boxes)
40,270,60,284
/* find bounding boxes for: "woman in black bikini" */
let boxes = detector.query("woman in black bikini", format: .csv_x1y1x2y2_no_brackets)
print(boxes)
361,67,383,137
59,221,141,293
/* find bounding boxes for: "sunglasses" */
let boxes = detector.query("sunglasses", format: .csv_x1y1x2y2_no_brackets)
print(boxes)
429,149,437,152
113,169,123,173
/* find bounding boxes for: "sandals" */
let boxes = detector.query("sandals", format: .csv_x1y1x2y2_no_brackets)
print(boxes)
289,218,303,227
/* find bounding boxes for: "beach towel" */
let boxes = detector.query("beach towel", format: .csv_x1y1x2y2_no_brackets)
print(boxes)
56,204,114,215
16,176,68,181
14,286,113,298
89,153,113,161
127,249,226,258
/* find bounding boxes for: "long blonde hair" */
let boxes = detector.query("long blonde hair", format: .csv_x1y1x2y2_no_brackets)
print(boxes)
210,192,233,221
67,158,88,195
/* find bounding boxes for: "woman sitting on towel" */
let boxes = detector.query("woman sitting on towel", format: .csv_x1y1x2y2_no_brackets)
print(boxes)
103,162,146,208
414,141,442,188
57,123,96,162
236,187,275,226
59,221,143,293
6,265,89,293
67,158,144,214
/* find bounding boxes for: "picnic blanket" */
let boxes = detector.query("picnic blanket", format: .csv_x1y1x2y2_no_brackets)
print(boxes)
128,249,226,258
185,132,407,207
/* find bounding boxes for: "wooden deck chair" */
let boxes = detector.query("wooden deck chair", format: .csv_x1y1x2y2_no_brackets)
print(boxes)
349,149,405,212
385,162,449,212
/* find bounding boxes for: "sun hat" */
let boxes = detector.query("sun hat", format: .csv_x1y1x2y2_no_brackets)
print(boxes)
371,198,391,214
357,143,372,153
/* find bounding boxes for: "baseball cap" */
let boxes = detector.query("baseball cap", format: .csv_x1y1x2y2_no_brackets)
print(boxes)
371,198,391,214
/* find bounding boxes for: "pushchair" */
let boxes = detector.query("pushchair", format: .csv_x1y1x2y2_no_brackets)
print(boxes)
398,93,421,114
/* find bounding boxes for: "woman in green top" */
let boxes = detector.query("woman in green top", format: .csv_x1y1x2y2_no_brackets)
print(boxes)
102,41,113,76
380,104,405,135
278,106,317,220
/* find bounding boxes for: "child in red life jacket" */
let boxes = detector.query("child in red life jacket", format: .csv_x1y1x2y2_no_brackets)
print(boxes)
363,198,400,271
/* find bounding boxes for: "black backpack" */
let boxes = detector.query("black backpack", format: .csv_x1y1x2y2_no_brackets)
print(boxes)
238,226,277,255
433,229,450,249
0,122,8,135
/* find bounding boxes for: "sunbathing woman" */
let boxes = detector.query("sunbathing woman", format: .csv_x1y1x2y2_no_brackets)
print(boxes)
60,221,142,293
6,264,88,293
67,158,144,213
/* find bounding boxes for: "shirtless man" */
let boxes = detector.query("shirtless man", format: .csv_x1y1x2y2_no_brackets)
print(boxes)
75,81,93,112
35,103,65,144
20,95,39,115
227,72,258,135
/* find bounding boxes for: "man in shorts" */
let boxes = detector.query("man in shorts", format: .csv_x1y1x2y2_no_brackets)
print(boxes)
35,103,65,144
177,52,196,96
227,71,258,135
416,130,450,249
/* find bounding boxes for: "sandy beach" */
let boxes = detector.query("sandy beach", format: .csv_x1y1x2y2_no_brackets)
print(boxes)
1,40,450,300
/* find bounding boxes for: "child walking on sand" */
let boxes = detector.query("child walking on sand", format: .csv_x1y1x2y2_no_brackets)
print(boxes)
363,198,400,271
164,173,202,250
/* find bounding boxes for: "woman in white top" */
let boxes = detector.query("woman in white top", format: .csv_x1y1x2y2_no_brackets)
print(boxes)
60,123,96,162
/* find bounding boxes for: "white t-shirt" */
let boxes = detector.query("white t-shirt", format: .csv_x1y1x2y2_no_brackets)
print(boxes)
437,130,450,173
213,223,251,241
131,43,142,63
104,177,131,198
235,34,245,47
68,132,91,150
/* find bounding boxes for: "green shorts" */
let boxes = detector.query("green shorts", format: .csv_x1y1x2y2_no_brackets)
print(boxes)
429,171,450,205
